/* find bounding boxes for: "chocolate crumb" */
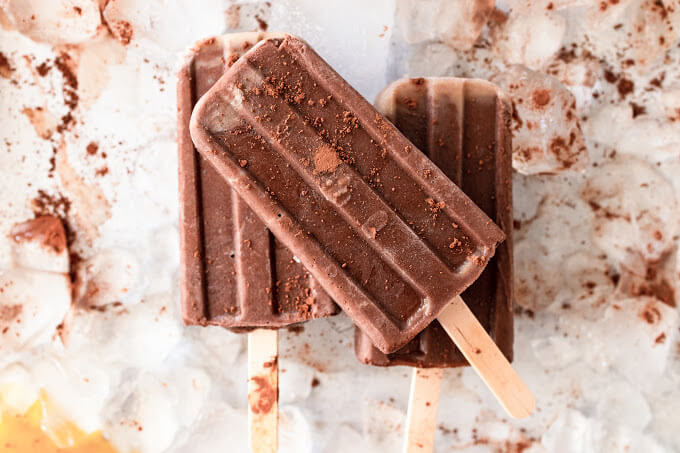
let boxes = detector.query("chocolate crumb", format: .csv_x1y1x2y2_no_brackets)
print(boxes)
532,89,551,107
227,53,240,67
603,69,618,84
617,78,634,97
630,102,646,118
255,15,268,31
54,53,78,112
36,61,51,77
0,52,12,78
108,20,134,45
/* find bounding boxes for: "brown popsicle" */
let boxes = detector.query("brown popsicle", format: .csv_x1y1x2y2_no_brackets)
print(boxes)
356,77,513,369
364,77,514,451
177,32,338,330
189,35,505,354
177,33,339,453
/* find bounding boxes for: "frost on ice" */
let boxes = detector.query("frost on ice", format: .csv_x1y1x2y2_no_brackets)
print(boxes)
395,0,494,50
493,65,589,174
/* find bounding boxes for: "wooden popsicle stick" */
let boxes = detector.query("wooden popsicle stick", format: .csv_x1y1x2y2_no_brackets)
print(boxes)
403,368,443,453
247,329,278,453
437,296,535,419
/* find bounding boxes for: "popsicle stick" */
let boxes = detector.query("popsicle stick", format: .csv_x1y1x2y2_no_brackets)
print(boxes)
404,368,443,453
437,296,535,418
248,329,278,453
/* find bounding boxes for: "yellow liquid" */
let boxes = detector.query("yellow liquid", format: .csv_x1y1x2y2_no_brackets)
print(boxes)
0,395,119,453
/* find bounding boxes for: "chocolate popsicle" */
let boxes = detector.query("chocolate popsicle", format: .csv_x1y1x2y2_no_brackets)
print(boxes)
178,32,338,329
189,35,505,353
356,77,513,368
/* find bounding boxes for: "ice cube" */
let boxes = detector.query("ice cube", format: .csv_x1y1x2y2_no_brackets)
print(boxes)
102,372,179,453
593,380,651,430
3,0,100,45
102,0,225,51
531,335,580,369
581,160,679,269
66,291,182,370
492,65,588,174
583,103,634,146
583,0,679,72
280,405,313,453
394,0,440,44
594,297,678,389
32,355,112,433
514,193,599,312
406,42,458,77
512,172,545,223
541,409,601,453
617,118,680,162
361,398,404,451
173,405,248,453
168,366,212,429
495,12,566,70
0,363,39,414
8,216,69,274
396,0,494,50
78,247,142,307
649,387,680,451
0,268,70,352
279,362,315,404
436,0,495,51
545,53,603,111
190,325,244,368
321,424,372,453
599,424,666,453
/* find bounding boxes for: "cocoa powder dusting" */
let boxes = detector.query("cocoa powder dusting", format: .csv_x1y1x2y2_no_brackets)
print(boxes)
109,20,134,45
36,61,51,76
255,15,268,31
10,216,67,253
54,53,78,110
630,102,646,118
249,376,277,414
639,303,662,324
617,78,634,98
313,144,341,174
0,51,12,78
0,304,22,322
532,89,551,107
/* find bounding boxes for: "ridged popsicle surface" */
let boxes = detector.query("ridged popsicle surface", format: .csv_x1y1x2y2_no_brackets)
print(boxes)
355,77,513,367
178,33,337,329
190,36,504,352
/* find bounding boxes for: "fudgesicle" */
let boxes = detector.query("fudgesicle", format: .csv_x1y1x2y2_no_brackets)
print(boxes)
177,33,338,329
356,77,514,367
189,35,505,353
